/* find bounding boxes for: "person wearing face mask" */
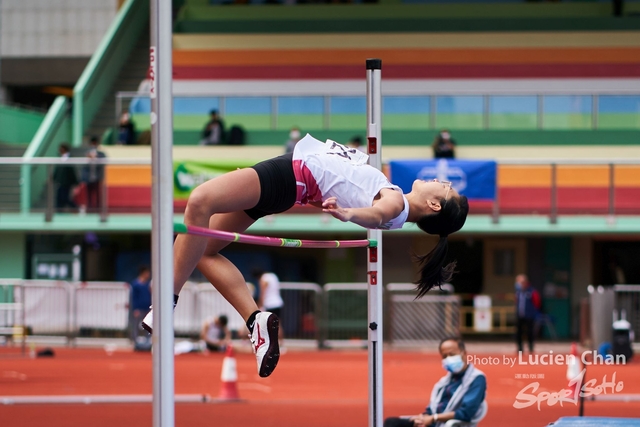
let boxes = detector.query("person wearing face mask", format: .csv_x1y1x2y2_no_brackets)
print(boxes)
284,126,302,153
384,337,487,427
432,129,456,159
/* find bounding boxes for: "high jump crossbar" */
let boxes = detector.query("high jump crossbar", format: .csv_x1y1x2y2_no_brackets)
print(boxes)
173,223,377,249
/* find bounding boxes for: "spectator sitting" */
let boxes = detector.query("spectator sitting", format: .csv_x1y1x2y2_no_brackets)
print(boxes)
384,337,487,427
117,112,136,145
200,109,226,145
432,129,456,159
200,315,231,352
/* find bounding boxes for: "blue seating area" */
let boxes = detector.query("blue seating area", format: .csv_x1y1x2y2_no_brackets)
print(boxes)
127,94,640,134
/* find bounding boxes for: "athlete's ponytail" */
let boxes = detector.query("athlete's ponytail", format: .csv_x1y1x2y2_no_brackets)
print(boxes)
414,195,469,298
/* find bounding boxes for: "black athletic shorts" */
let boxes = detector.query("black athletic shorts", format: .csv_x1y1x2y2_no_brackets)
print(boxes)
244,152,297,220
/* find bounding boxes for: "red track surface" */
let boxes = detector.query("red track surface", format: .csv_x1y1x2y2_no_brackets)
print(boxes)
1,347,639,427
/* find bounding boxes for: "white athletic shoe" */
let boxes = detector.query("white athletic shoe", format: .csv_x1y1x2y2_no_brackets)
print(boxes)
141,309,153,334
141,304,176,334
250,312,280,378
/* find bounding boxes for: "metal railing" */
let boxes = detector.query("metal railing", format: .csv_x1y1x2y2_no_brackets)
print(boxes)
387,283,460,346
3,157,640,224
21,96,72,214
0,157,150,221
322,283,369,348
492,159,640,224
458,306,516,334
280,282,323,344
0,280,26,355
72,0,148,146
116,91,640,132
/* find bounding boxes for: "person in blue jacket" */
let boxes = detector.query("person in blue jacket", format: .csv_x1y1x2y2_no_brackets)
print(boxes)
384,337,487,427
515,274,541,353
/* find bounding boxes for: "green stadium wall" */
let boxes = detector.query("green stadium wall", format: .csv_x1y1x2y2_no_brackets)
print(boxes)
0,233,26,279
174,2,640,33
0,105,45,145
168,129,640,147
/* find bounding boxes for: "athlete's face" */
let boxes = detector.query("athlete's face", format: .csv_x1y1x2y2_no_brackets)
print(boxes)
411,179,458,203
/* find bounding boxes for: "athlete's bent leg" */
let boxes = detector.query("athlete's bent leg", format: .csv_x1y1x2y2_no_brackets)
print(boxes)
197,212,280,377
143,169,260,335
173,168,261,295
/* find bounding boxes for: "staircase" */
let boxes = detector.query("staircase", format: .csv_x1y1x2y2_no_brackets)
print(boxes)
86,26,150,142
0,143,27,212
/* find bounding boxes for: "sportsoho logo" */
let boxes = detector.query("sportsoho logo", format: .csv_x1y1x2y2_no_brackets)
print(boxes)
468,351,627,411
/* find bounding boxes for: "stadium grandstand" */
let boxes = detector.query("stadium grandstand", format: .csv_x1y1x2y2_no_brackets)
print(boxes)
1,0,639,366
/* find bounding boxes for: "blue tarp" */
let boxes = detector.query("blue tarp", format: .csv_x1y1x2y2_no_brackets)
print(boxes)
389,159,497,201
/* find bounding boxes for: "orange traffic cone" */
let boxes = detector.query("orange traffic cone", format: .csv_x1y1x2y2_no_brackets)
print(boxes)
218,345,240,400
566,342,582,400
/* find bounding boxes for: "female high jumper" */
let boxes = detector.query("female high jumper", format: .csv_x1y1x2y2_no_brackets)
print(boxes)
143,133,469,378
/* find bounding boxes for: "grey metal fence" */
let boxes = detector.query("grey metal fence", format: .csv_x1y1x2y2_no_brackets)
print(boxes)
280,282,322,345
322,283,369,349
0,280,26,354
23,280,72,336
74,282,130,339
0,280,470,350
171,281,323,344
174,282,247,337
386,283,460,347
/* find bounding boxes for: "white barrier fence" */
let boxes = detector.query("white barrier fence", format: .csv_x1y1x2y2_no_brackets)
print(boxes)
0,280,460,348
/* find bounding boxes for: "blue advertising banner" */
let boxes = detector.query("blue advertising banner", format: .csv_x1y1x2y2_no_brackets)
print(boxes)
389,159,497,200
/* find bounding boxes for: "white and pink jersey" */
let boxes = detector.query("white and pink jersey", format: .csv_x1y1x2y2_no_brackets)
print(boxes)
292,134,409,230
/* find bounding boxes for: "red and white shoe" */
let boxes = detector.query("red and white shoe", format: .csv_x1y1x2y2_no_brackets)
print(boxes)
250,312,280,378
140,304,175,334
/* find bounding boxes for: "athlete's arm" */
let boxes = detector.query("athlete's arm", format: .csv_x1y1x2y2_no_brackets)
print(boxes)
322,189,404,229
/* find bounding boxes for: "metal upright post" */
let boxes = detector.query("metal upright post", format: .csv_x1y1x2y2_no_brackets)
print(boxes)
46,165,54,222
366,58,383,427
150,0,175,426
491,174,500,224
606,162,617,225
100,163,108,222
608,163,615,219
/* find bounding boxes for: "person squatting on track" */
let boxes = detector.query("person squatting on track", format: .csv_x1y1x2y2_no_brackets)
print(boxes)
142,134,469,378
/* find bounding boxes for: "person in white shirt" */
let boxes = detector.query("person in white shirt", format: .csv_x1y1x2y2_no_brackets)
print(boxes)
144,134,469,379
253,269,285,348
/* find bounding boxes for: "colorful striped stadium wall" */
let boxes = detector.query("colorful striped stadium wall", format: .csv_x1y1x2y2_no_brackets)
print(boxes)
119,1,640,146
103,1,640,209
100,163,640,214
